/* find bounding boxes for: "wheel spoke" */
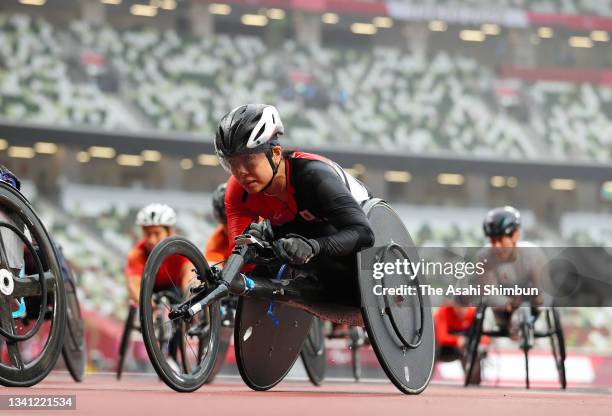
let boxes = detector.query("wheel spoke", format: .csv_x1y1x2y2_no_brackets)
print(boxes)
12,272,57,297
0,230,11,268
182,330,200,368
161,268,181,302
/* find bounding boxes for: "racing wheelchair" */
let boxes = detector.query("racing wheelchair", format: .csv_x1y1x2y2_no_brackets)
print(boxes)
463,304,566,389
139,198,435,394
0,180,85,386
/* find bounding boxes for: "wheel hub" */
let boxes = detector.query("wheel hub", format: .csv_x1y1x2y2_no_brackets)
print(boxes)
0,268,14,296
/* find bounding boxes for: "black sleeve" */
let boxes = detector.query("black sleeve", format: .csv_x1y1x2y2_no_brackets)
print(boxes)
296,160,375,257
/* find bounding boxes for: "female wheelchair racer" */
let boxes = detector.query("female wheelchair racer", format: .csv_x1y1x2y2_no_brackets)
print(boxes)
139,104,435,394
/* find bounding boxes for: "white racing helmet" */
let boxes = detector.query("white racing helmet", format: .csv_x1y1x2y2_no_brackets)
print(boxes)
136,203,177,227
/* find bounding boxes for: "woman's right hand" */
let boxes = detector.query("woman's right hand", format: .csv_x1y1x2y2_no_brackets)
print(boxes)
244,220,274,242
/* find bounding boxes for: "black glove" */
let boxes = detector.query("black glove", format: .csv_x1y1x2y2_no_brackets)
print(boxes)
273,233,320,265
243,220,274,242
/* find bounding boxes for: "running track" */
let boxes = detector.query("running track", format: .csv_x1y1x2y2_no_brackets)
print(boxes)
3,373,611,416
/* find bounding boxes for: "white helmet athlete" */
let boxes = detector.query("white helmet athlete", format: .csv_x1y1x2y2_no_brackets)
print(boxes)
136,203,177,227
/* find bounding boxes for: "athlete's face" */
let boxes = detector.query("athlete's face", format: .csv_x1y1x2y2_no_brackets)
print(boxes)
228,147,282,193
489,230,520,261
142,225,172,252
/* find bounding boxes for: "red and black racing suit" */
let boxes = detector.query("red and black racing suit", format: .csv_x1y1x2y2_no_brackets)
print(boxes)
225,151,375,306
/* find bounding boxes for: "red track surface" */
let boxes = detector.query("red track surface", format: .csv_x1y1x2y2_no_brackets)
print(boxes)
3,373,611,416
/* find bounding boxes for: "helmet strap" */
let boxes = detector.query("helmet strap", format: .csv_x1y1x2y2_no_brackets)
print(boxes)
261,149,281,193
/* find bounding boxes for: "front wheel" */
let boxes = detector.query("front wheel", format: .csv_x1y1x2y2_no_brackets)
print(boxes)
139,236,221,392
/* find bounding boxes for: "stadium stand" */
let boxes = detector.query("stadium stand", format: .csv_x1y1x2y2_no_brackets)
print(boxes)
526,82,612,161
2,13,612,161
0,14,130,129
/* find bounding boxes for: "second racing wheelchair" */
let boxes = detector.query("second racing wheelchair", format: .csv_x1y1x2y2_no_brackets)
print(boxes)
463,304,566,389
0,172,84,386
